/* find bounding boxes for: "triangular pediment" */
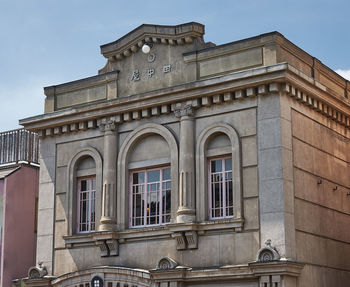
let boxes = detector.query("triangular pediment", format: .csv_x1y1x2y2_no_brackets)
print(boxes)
100,22,205,61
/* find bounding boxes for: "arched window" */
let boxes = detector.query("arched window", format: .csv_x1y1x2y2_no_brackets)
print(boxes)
117,124,178,230
196,123,242,222
67,147,103,235
76,156,96,233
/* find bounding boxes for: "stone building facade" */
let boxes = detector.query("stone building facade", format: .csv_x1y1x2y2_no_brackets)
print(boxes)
18,22,350,286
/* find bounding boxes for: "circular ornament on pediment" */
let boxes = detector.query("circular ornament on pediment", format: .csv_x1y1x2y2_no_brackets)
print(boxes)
147,53,156,63
259,250,274,262
156,256,178,270
158,258,171,269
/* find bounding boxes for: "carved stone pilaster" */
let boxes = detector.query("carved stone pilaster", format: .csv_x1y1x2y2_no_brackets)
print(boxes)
98,120,118,231
174,103,197,223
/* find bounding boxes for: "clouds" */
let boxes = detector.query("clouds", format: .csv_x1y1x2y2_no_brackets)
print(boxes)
335,69,350,81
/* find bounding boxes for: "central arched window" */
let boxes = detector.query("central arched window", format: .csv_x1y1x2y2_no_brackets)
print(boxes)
117,123,179,230
130,166,171,227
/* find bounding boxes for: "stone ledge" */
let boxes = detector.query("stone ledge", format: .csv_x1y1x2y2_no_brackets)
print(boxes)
63,219,245,249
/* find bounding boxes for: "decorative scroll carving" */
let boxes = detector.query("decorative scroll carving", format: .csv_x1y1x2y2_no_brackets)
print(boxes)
256,239,280,262
156,257,178,270
28,262,48,279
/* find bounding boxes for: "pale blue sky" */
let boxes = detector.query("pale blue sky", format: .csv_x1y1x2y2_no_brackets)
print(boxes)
0,0,349,131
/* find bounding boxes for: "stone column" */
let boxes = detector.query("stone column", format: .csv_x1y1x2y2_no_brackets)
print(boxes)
174,103,196,223
99,121,118,231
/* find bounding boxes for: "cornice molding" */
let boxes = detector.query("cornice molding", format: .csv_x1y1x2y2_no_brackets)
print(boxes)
100,22,205,61
20,63,350,138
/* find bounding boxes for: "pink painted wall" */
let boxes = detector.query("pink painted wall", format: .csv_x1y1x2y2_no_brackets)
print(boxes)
0,165,39,287
0,180,3,264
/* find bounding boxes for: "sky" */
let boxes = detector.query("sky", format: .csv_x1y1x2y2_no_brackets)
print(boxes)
0,0,349,131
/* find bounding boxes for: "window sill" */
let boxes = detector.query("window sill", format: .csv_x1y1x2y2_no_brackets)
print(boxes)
63,218,244,250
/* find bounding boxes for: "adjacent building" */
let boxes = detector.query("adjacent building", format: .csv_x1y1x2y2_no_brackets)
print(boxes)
0,129,39,287
18,22,350,286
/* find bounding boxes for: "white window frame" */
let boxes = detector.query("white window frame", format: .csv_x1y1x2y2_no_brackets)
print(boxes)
208,156,233,220
129,166,171,228
77,176,96,233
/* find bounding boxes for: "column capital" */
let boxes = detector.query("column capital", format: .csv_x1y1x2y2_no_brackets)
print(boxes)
172,100,199,119
99,120,117,132
174,105,194,118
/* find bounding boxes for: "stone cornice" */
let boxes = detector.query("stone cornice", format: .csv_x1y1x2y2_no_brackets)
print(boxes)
19,63,288,132
44,71,119,97
100,22,205,61
19,63,350,137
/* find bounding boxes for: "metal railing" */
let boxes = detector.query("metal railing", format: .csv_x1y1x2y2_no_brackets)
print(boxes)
0,129,39,166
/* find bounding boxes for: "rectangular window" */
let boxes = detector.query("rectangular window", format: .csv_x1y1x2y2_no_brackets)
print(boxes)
209,157,233,219
130,166,171,227
77,177,96,233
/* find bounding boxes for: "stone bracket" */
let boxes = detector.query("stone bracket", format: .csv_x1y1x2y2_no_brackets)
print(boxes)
171,231,198,250
93,232,119,257
185,231,198,249
96,239,119,257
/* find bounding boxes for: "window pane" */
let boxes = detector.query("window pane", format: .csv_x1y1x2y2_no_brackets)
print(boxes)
148,170,160,182
225,158,232,171
211,159,222,173
163,168,171,180
130,166,171,227
209,157,233,220
135,193,142,217
81,180,87,191
78,177,96,233
133,172,145,184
